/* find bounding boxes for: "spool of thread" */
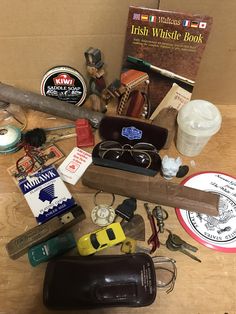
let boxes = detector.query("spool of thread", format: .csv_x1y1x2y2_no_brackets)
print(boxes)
0,125,22,154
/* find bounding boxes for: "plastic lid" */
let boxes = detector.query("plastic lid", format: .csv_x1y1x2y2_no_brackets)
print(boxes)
177,100,222,137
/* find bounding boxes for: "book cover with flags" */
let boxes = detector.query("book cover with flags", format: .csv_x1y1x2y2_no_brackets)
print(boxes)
120,6,213,117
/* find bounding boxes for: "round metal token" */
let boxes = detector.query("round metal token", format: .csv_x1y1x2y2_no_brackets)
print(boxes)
176,172,236,252
41,66,87,106
91,204,116,226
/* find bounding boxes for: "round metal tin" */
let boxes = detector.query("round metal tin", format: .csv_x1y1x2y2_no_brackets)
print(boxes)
41,66,87,106
176,171,236,252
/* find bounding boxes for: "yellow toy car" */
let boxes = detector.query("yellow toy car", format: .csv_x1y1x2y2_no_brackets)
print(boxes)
77,222,126,256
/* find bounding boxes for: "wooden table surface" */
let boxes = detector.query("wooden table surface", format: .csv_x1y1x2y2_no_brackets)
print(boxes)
1,104,236,314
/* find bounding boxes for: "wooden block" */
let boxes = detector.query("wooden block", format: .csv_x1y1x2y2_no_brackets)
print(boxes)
82,165,219,216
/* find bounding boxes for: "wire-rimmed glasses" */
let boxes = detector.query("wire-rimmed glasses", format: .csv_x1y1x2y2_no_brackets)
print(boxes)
98,140,158,168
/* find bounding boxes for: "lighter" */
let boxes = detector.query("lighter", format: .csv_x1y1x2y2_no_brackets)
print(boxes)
76,118,94,147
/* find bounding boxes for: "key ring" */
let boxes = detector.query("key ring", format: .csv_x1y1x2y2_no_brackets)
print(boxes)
93,190,115,207
158,228,172,247
152,206,169,233
91,191,116,227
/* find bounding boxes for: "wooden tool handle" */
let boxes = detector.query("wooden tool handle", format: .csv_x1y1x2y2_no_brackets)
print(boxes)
6,205,85,260
0,82,104,128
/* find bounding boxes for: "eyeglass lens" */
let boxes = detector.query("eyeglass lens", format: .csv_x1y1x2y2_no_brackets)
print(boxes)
99,141,157,168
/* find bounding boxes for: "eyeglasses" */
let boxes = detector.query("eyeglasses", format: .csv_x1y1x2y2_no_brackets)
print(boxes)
98,140,158,168
152,256,177,293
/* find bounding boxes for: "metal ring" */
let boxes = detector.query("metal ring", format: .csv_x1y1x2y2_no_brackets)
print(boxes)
152,206,169,221
93,190,115,207
161,208,169,220
158,228,172,246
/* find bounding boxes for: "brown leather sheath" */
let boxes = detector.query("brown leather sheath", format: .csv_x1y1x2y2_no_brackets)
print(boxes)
152,107,178,149
126,90,146,117
43,253,156,309
82,165,219,216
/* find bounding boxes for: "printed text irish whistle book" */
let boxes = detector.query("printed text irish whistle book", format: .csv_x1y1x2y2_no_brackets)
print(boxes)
121,6,213,115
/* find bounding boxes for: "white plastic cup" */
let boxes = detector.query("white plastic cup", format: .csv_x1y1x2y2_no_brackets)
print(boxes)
176,100,222,157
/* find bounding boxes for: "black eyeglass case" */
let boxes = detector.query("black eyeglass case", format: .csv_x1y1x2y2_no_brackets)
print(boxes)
43,253,157,310
92,116,168,176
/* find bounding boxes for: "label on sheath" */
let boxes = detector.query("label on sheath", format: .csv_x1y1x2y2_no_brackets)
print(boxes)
18,166,75,224
122,126,142,140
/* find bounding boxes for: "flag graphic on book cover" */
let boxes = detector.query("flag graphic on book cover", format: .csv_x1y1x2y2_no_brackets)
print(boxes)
191,21,199,28
133,13,140,20
199,21,207,29
141,14,148,21
183,20,191,27
120,6,213,115
149,15,156,23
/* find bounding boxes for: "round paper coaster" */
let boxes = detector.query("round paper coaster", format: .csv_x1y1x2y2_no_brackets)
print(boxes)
175,171,236,252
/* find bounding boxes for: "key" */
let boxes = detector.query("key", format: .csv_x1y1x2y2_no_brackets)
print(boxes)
166,236,201,263
44,124,76,144
170,234,198,252
176,246,201,263
121,237,151,254
165,229,198,252
46,132,76,144
166,232,201,263
121,238,137,253
44,124,75,132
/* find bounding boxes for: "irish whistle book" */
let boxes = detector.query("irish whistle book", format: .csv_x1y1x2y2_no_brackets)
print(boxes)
120,6,213,116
